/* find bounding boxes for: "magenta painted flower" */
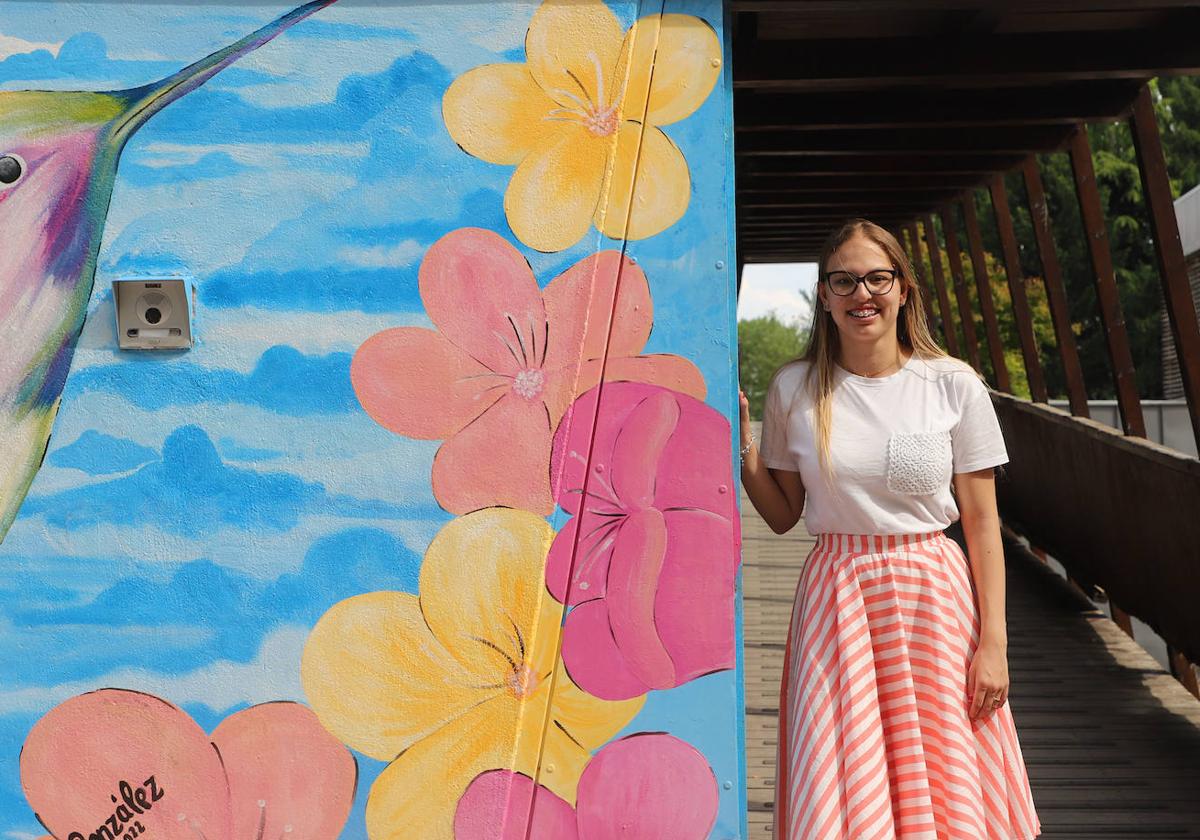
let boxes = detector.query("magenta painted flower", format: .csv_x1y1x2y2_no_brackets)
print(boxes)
20,689,356,840
546,382,739,701
454,733,719,839
351,227,704,515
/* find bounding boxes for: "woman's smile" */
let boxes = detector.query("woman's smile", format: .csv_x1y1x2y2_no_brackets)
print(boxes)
847,306,880,321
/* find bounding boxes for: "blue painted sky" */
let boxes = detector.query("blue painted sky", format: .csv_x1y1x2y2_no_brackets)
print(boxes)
0,1,740,835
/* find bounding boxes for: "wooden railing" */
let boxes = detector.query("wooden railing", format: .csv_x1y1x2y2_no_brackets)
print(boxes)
897,82,1200,698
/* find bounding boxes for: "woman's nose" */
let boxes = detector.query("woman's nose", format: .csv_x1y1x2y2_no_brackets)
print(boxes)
850,281,873,302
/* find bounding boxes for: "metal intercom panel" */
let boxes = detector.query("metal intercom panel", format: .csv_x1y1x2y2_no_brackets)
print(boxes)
113,278,194,350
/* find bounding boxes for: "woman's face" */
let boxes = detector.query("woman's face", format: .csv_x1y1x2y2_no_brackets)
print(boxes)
819,233,908,347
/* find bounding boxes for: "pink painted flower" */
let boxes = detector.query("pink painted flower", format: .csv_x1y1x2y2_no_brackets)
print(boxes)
453,733,719,839
20,689,356,840
546,382,739,701
351,227,704,516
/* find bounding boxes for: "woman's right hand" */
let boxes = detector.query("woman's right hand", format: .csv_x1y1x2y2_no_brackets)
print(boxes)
738,389,753,445
737,386,805,534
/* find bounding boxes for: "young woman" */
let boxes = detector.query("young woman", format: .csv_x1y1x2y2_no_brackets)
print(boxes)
739,220,1041,839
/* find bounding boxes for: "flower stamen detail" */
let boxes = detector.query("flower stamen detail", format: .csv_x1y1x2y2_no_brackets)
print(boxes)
512,368,545,400
544,53,620,137
506,662,539,700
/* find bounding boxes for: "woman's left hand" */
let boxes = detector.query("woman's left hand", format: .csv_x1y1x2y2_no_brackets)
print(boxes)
967,637,1009,721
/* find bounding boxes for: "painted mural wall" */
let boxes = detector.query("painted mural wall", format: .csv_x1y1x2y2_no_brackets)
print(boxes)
0,1,743,837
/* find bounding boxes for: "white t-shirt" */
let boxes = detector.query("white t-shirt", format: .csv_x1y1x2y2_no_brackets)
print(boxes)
759,354,1008,536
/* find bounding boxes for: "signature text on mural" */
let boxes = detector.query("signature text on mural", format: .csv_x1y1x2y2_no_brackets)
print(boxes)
69,777,164,840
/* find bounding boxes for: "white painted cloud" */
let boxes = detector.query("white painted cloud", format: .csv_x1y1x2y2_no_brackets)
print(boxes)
30,399,440,492
0,625,309,715
193,307,431,369
337,239,424,269
452,2,539,53
73,300,430,374
99,167,357,278
135,140,370,169
0,33,61,59
230,14,419,107
4,504,440,583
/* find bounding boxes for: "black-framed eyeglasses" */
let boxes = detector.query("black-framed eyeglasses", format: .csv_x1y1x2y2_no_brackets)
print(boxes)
824,268,898,296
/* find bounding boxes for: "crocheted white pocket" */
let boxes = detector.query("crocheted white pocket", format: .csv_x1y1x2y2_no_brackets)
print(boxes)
885,430,952,495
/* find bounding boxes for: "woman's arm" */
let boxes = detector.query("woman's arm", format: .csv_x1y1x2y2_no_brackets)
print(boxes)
740,390,805,535
954,467,1009,718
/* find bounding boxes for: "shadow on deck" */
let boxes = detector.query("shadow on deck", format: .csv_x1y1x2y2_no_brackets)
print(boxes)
739,485,1200,839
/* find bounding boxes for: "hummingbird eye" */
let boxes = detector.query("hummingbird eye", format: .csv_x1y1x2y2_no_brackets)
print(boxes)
0,154,24,187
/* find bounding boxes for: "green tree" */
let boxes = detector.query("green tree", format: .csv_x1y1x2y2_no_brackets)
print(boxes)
738,312,809,420
1159,75,1200,192
908,215,1056,400
957,76,1200,401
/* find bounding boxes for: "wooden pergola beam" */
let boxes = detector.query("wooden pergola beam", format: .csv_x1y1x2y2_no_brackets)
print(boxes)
744,255,825,263
962,194,1013,392
903,223,939,329
736,154,1024,174
1066,127,1146,437
922,214,961,357
739,223,910,231
730,1,1199,11
736,174,987,189
989,175,1050,403
1020,158,1090,417
736,125,1075,156
734,218,902,224
941,203,984,373
739,201,980,215
734,82,1141,130
733,22,1200,89
737,186,971,198
1128,83,1200,453
740,201,927,210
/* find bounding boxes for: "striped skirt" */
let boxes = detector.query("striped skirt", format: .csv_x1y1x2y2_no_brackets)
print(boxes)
775,532,1041,839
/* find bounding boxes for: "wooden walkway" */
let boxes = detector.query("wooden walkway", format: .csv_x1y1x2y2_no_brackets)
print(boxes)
739,484,1200,839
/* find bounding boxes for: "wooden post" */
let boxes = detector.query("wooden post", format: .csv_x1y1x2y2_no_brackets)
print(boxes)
904,222,938,327
899,224,919,306
1110,604,1135,638
1168,647,1200,700
900,224,918,271
1021,158,1090,418
941,204,984,373
989,175,1050,403
1128,84,1200,452
962,195,1012,392
923,214,961,357
1067,127,1147,437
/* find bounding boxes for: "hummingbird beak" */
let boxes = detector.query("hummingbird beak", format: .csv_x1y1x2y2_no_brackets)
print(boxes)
108,0,336,147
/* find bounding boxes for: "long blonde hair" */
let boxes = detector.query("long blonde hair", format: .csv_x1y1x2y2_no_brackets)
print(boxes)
803,219,946,474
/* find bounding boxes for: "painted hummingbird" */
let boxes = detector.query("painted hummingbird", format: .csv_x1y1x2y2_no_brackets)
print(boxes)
0,1,337,544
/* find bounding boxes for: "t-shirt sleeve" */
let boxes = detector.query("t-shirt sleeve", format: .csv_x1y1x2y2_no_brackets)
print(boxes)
951,374,1009,473
759,370,800,471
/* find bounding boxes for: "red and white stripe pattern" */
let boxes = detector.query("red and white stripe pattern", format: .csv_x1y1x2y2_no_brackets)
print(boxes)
774,532,1041,839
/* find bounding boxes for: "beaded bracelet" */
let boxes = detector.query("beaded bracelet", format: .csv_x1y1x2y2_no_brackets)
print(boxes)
740,433,756,460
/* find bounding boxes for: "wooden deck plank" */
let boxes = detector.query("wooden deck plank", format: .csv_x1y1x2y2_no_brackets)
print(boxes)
738,475,1200,839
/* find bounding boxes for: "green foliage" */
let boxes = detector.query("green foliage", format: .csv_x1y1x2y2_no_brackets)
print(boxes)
738,313,809,420
910,214,1056,400
1159,75,1200,193
948,76,1200,400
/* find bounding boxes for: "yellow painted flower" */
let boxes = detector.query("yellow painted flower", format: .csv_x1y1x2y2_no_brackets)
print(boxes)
301,508,644,840
443,0,722,252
